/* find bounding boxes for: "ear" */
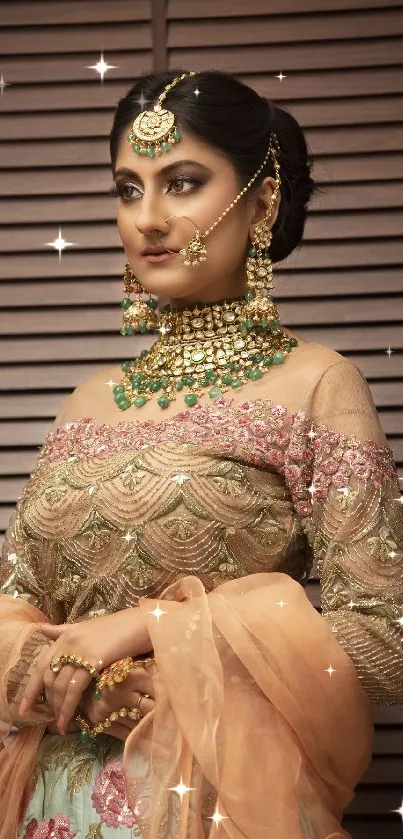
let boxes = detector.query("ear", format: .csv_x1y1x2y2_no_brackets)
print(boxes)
248,175,281,239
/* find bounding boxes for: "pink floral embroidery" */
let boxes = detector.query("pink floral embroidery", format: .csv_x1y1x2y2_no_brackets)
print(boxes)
91,760,148,829
23,816,77,839
21,394,397,520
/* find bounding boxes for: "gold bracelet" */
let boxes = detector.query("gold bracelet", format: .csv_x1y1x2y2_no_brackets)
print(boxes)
94,655,156,700
75,705,142,742
50,654,98,679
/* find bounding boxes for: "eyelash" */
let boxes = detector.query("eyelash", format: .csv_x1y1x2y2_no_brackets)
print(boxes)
108,176,202,203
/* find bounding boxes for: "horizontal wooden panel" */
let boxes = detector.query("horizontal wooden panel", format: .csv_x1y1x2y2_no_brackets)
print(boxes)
3,96,403,140
0,450,40,475
0,24,152,56
0,353,401,392
169,0,403,17
1,269,402,309
0,477,26,503
2,240,403,282
0,76,150,106
1,155,401,197
0,0,150,26
1,184,403,229
169,38,403,74
3,125,403,170
1,327,402,364
1,297,402,336
170,10,403,48
240,68,403,100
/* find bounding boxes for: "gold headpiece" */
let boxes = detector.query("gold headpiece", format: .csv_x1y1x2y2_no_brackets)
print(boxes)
127,71,197,158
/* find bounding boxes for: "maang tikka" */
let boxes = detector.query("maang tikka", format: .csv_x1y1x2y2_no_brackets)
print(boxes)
115,72,298,412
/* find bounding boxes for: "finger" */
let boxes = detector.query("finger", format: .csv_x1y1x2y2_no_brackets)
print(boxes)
52,666,79,723
36,624,70,640
58,672,94,731
20,660,50,715
105,722,132,742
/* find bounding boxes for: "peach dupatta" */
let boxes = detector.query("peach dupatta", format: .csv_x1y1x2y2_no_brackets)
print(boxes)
126,572,374,839
0,597,54,839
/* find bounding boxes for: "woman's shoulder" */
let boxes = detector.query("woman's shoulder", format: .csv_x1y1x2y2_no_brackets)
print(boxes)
50,364,124,431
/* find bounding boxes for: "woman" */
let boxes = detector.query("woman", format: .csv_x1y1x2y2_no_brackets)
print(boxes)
0,69,402,839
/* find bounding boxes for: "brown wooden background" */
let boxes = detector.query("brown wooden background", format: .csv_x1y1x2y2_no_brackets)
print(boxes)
0,1,402,835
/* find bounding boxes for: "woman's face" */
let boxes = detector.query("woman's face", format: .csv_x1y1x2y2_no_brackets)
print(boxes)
113,126,279,308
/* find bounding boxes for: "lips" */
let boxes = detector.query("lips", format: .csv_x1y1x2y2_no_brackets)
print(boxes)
141,245,169,256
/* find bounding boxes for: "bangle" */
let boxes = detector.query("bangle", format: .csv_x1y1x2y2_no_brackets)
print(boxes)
94,655,156,700
75,705,142,743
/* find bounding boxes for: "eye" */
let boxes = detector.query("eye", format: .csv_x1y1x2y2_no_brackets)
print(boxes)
167,176,200,195
109,182,140,202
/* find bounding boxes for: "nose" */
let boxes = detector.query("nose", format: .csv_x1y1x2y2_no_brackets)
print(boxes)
134,191,170,239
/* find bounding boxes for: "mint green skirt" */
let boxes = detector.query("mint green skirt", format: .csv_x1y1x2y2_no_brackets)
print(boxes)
19,732,317,839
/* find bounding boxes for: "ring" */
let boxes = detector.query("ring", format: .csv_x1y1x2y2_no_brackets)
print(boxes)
137,693,151,714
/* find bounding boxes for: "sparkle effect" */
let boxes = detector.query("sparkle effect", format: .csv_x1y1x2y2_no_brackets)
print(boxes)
148,603,168,622
86,51,117,81
208,807,228,826
276,72,287,82
325,665,336,677
168,777,196,801
386,346,394,358
0,74,10,95
45,227,75,261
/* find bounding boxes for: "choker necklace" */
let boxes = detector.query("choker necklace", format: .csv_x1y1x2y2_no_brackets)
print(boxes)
113,292,298,411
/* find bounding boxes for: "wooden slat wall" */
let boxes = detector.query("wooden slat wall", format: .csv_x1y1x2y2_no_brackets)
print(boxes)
1,1,403,835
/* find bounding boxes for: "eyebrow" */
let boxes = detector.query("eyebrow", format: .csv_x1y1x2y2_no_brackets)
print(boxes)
113,159,212,181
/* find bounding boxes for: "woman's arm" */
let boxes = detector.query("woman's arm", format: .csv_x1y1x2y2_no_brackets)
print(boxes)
288,360,403,705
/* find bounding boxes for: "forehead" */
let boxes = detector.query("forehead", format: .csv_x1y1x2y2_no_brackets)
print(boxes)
114,126,232,175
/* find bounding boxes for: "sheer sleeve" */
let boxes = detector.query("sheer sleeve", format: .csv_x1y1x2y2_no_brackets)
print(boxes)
290,359,403,706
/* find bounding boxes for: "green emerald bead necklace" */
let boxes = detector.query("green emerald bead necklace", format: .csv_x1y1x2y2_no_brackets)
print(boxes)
113,293,298,412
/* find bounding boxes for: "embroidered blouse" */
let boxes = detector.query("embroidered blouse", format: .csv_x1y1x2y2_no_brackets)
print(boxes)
1,346,402,711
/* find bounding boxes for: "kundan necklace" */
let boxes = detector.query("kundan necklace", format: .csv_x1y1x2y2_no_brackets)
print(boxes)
113,292,298,411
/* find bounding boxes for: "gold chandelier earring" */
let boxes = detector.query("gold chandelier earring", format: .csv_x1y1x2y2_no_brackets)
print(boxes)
242,195,282,333
120,262,160,335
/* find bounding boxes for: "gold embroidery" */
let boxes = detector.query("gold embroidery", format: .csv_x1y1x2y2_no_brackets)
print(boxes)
85,824,104,839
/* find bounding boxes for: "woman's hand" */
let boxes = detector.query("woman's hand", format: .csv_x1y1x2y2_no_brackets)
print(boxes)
78,665,156,741
20,608,153,730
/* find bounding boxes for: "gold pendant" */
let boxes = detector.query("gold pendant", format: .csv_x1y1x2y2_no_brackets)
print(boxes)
179,229,207,266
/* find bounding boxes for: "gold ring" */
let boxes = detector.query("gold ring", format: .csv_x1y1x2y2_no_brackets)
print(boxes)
137,693,151,714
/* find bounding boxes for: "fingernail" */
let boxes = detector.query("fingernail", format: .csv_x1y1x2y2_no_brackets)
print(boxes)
19,698,28,716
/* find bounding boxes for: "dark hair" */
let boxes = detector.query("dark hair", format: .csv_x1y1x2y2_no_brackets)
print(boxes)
109,69,322,264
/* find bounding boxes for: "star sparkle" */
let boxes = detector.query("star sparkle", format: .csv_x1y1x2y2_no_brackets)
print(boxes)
276,599,287,608
325,665,336,677
148,603,168,622
169,776,196,800
194,87,200,97
106,379,117,389
136,92,149,109
45,227,75,261
208,807,228,826
122,531,136,543
386,346,394,358
276,72,287,82
86,51,117,82
391,798,403,821
307,426,317,441
171,473,191,485
0,74,10,95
